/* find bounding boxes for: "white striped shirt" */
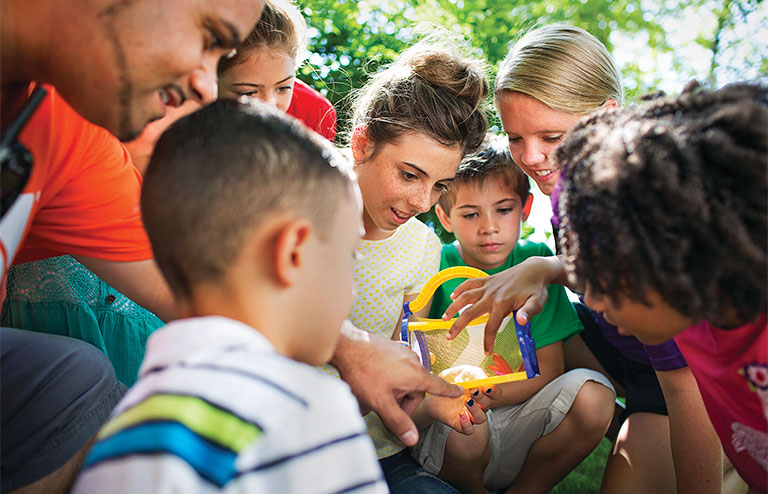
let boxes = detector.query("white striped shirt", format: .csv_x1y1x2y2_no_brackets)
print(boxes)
73,316,388,494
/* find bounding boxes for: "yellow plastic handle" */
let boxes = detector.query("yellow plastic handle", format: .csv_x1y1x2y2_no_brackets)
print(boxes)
407,266,489,330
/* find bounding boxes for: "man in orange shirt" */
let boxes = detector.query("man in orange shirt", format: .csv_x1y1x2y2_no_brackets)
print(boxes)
0,2,263,492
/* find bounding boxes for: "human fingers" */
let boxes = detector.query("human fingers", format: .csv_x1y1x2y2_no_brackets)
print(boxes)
399,391,426,417
464,396,487,425
482,385,502,401
450,278,484,303
516,292,548,325
443,280,483,321
446,291,489,340
442,278,484,320
470,385,500,410
375,396,421,446
416,369,463,399
483,307,507,355
457,411,474,435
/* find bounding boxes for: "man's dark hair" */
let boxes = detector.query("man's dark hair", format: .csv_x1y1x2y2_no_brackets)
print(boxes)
142,100,354,300
556,81,767,324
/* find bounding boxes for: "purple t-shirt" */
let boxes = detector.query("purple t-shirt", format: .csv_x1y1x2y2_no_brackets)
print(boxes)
592,308,687,371
551,175,687,371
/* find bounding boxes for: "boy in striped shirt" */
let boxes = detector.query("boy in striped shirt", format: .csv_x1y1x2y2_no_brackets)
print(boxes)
73,101,388,493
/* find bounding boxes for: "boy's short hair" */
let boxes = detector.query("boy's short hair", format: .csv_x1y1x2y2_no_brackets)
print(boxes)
142,100,355,300
556,81,767,324
438,133,530,212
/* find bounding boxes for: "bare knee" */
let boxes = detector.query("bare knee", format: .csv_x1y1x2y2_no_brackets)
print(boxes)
444,423,490,464
568,380,615,438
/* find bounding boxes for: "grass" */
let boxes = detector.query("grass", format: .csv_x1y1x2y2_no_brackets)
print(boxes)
487,437,612,493
550,437,612,493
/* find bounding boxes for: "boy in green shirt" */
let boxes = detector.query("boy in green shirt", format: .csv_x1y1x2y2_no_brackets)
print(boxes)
411,135,616,493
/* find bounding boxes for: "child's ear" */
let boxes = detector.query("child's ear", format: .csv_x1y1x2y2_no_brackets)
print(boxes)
602,99,619,110
273,219,311,287
522,194,533,222
351,126,371,163
434,204,454,233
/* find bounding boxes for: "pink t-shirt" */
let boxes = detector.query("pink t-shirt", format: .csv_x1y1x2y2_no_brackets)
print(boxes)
675,315,768,491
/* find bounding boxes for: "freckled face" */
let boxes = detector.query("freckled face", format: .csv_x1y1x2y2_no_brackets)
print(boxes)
218,47,297,112
353,132,463,241
497,92,583,196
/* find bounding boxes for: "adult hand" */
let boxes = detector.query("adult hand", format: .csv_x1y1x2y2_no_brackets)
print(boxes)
331,322,463,446
442,256,564,354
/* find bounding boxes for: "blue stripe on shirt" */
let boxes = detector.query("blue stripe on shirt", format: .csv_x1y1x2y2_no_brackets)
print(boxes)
84,421,238,487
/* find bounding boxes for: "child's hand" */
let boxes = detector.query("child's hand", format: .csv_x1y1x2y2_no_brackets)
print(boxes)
444,256,562,353
422,389,493,435
468,385,502,411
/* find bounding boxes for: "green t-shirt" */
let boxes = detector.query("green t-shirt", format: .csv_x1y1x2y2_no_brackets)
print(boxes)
427,239,582,348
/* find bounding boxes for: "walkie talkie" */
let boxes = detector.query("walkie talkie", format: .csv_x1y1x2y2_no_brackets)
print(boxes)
1,86,48,217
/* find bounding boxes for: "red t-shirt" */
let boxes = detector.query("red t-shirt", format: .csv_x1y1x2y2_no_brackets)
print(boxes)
0,84,152,276
287,79,337,141
675,315,768,491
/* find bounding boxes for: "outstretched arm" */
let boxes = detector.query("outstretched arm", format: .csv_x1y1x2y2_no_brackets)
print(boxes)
330,320,463,446
657,366,722,494
444,255,568,354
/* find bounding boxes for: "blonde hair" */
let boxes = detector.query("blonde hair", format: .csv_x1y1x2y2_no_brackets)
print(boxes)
495,25,623,114
352,39,490,156
218,0,308,74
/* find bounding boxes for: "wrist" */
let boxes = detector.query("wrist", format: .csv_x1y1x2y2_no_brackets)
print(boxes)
541,255,567,285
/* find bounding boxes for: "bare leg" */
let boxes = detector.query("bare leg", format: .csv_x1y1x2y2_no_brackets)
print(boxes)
600,412,675,494
438,423,491,494
564,335,626,440
504,380,615,494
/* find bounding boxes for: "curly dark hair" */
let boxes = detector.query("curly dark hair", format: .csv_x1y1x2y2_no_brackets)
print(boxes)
555,81,768,325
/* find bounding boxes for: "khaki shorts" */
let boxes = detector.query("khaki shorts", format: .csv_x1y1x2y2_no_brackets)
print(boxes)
411,368,614,491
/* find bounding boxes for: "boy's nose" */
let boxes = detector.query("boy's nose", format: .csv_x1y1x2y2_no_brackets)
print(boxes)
479,216,499,234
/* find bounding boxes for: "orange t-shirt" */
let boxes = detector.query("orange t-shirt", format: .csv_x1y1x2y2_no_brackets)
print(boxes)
0,84,152,274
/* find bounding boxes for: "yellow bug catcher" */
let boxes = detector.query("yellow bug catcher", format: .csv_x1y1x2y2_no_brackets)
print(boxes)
400,267,540,389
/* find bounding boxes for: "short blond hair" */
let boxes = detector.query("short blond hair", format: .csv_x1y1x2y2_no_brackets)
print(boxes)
495,25,623,114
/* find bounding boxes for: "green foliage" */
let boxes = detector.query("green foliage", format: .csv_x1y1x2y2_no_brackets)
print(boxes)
297,0,766,139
